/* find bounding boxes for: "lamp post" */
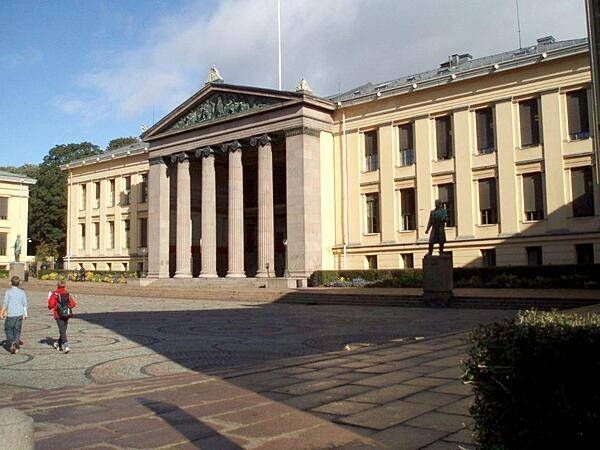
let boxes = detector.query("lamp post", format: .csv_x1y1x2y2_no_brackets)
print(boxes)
141,247,147,278
283,238,289,278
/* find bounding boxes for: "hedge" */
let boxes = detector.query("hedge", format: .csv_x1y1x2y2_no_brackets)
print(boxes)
0,270,7,279
310,264,600,288
38,269,139,283
462,310,600,448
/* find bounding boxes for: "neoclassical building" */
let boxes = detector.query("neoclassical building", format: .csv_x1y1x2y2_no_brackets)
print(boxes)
0,171,36,269
64,36,599,279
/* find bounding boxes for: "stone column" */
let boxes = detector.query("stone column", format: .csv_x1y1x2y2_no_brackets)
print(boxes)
147,157,170,278
197,147,218,277
252,134,275,277
285,126,322,277
172,153,192,278
226,141,245,277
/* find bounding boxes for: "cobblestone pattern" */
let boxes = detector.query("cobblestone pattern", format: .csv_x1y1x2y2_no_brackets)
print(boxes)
0,290,516,448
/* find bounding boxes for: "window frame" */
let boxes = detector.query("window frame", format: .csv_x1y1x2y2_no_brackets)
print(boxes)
365,193,380,234
363,130,379,172
475,107,495,154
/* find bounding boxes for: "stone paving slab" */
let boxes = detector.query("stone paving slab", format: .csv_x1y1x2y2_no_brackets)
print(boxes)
1,289,527,448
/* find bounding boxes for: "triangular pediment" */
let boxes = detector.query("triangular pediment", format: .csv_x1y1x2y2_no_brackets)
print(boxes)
170,90,284,131
142,84,302,139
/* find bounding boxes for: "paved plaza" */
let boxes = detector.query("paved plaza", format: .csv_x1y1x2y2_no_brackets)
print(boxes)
1,289,518,448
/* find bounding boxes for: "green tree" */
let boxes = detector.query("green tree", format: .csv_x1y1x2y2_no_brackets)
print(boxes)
28,142,102,258
106,136,138,152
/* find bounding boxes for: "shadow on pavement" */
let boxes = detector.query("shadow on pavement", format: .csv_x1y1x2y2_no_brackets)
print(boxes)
141,398,243,449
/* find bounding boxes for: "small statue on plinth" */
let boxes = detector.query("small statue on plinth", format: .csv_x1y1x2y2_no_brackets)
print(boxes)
425,200,448,255
14,234,22,262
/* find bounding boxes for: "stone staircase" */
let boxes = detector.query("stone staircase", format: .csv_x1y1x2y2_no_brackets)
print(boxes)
23,279,600,310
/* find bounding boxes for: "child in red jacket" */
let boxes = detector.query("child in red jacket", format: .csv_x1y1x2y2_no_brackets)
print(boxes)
47,280,77,353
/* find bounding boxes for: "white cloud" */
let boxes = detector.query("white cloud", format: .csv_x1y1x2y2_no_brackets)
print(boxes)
59,0,588,121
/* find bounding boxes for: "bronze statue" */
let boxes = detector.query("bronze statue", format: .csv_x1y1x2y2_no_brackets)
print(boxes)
14,234,22,262
425,200,448,255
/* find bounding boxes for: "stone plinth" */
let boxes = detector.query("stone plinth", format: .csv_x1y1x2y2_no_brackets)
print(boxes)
0,407,34,449
9,263,26,282
422,254,453,305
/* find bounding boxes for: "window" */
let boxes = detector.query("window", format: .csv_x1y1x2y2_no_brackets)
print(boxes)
476,107,495,154
566,89,589,140
526,246,542,266
576,244,594,264
0,233,6,256
92,222,99,250
523,173,544,221
481,249,496,267
0,197,7,220
108,179,115,207
402,253,414,269
478,178,498,224
123,219,130,249
122,176,131,205
438,183,455,227
364,130,379,171
93,182,100,209
519,98,540,147
107,262,112,271
79,184,86,210
140,173,148,203
400,188,416,230
107,221,114,249
366,255,378,269
78,224,85,250
436,115,453,160
398,123,414,166
139,217,148,247
571,166,595,217
365,193,380,233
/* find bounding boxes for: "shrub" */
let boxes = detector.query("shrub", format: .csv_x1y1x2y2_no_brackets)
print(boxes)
463,310,600,448
0,270,8,279
38,269,137,283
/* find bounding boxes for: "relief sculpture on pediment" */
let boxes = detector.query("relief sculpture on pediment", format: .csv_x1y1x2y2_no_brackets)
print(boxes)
170,92,283,131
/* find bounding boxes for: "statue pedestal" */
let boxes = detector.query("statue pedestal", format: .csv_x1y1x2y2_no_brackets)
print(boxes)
422,254,453,305
9,262,26,282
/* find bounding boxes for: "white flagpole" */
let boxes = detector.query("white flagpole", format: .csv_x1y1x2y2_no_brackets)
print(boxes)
277,0,282,90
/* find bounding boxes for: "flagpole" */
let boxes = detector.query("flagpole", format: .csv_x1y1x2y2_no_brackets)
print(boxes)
277,0,282,90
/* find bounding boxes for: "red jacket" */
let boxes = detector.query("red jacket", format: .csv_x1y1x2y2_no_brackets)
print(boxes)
47,287,77,320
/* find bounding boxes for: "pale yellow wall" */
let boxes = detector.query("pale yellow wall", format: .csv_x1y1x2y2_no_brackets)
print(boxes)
66,152,149,271
331,52,598,269
320,131,336,270
0,177,34,268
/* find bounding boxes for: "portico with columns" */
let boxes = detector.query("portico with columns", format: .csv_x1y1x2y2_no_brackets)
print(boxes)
142,77,335,281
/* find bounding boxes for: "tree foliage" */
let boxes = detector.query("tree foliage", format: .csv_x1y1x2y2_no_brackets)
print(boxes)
28,142,102,258
106,136,138,152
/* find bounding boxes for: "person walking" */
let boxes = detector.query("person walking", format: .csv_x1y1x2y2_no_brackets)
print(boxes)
1,275,28,354
47,280,77,353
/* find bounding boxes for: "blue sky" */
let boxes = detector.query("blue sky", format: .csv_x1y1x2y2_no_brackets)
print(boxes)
0,0,588,167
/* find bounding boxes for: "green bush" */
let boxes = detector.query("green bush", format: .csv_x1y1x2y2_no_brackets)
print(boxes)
454,264,600,289
463,310,600,448
0,270,8,279
310,270,413,287
38,269,138,283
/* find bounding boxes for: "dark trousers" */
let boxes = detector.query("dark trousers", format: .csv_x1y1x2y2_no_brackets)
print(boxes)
4,316,23,348
56,318,69,347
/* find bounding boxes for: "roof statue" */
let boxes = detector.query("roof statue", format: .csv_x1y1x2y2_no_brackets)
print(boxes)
206,66,224,84
295,78,313,94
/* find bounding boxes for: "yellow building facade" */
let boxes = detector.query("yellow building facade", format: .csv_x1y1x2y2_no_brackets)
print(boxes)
63,142,149,272
63,37,599,277
332,37,597,269
0,171,36,269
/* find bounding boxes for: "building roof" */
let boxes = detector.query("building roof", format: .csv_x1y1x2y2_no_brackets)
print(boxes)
61,141,149,170
0,170,36,185
330,37,589,105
